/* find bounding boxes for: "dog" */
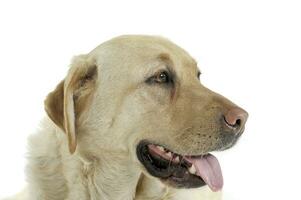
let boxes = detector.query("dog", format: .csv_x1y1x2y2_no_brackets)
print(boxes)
4,35,248,200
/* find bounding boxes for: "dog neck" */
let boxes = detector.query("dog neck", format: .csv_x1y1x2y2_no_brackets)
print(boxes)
29,118,165,200
68,150,142,200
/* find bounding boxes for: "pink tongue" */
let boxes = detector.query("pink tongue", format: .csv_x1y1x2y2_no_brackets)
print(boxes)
186,154,223,192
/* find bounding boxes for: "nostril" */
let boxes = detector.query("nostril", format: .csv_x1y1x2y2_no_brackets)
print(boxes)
235,119,241,127
223,107,248,130
223,116,240,128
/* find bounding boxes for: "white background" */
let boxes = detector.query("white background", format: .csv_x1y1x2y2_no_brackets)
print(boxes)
0,0,300,199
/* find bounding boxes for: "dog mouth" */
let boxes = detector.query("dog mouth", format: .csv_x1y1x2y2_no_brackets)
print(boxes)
136,141,223,191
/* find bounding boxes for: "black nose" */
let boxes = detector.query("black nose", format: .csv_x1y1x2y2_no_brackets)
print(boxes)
223,107,248,133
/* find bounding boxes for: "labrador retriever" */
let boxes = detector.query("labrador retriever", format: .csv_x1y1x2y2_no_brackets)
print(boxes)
4,35,248,200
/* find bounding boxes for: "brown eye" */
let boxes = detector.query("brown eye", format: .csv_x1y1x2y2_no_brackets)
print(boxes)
155,71,169,83
145,70,172,85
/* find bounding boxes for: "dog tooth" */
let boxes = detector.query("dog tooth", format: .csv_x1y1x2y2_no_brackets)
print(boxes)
166,152,172,158
188,165,197,174
174,156,180,163
157,146,164,152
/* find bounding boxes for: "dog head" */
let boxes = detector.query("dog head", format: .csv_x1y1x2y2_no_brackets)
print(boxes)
44,35,248,192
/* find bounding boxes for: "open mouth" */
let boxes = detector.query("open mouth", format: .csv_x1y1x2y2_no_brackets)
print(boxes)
137,141,223,191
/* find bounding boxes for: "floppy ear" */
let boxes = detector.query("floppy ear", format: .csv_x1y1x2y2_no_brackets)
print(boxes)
44,56,98,154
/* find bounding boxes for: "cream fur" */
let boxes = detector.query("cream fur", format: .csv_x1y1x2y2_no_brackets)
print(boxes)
2,35,247,200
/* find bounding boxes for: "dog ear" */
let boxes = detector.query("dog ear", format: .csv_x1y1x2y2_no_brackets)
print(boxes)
44,56,98,154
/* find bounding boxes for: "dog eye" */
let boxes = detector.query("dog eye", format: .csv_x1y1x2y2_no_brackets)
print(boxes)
153,71,170,84
146,70,172,85
157,71,169,83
